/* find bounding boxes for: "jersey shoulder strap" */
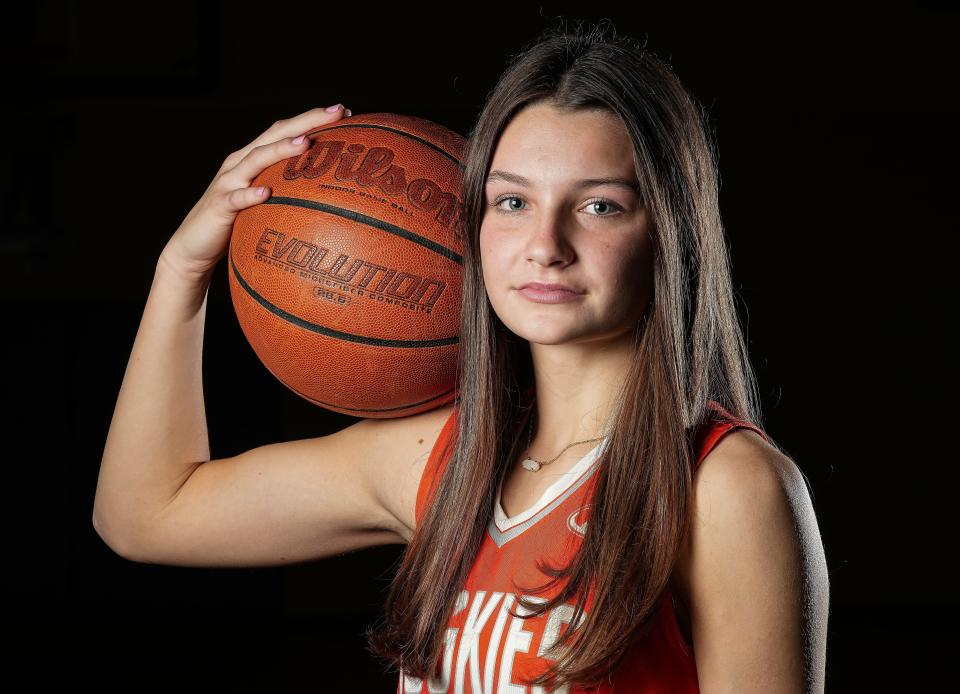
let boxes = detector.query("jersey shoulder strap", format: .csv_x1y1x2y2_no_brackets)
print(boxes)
414,403,459,526
694,400,769,470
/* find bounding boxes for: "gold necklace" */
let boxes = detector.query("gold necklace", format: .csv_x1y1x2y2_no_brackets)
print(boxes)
519,406,607,472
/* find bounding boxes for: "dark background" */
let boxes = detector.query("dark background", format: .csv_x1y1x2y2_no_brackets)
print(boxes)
6,1,956,690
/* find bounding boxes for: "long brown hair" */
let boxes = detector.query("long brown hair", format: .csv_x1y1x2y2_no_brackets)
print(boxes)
366,19,782,690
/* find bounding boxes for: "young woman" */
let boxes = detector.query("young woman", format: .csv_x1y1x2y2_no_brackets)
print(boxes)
93,21,828,694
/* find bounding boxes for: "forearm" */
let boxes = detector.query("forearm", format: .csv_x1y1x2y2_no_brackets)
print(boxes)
93,252,213,546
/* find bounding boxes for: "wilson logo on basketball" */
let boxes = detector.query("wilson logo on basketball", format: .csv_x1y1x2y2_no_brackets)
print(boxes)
567,504,592,537
253,228,447,309
283,138,464,229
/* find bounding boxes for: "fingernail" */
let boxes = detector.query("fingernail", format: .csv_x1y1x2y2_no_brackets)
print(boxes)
292,134,306,145
325,104,342,112
344,109,352,117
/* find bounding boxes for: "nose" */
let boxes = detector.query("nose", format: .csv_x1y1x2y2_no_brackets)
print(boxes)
523,207,575,267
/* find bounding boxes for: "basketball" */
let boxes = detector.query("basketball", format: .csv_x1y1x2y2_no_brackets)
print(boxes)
228,112,465,419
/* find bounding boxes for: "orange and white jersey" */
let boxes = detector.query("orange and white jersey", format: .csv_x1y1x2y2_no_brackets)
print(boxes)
398,401,768,694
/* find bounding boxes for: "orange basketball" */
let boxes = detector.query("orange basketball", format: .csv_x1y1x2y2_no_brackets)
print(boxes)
228,112,465,418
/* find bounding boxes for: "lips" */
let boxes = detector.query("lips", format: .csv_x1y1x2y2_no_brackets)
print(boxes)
516,282,585,304
517,281,584,294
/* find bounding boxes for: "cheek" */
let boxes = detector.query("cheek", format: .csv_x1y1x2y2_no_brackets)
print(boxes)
478,226,505,284
478,226,489,270
624,238,655,295
606,238,653,290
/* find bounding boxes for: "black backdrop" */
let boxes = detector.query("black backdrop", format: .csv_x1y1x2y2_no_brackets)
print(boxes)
7,1,956,691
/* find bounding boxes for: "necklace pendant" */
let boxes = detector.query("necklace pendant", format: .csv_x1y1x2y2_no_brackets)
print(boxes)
521,458,542,472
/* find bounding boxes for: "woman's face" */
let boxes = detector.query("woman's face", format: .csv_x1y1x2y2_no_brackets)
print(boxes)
479,102,653,347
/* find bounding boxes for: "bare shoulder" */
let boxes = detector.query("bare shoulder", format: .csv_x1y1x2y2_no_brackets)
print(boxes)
675,428,812,589
697,429,822,558
693,428,809,518
672,428,830,690
360,402,456,544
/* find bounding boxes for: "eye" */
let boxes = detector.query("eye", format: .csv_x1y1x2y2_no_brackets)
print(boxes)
491,195,527,213
582,198,622,217
489,195,624,218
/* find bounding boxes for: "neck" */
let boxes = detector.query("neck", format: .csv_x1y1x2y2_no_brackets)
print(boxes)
524,407,607,460
523,334,630,453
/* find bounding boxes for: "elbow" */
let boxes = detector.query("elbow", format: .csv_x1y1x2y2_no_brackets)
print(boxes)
92,510,145,562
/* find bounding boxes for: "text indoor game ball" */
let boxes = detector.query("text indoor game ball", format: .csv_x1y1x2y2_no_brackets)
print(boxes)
228,112,465,418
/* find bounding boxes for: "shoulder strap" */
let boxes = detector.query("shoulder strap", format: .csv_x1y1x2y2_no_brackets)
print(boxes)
694,400,769,470
414,404,459,526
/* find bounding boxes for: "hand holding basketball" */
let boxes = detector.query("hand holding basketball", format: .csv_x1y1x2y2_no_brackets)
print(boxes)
159,105,349,282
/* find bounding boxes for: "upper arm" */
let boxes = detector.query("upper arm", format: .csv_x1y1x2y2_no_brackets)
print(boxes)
677,430,829,693
118,403,454,567
358,402,456,543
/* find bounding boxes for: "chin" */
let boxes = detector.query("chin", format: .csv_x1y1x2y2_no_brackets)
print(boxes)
504,322,581,345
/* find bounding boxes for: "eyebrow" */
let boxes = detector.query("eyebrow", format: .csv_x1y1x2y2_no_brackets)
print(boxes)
485,169,642,195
